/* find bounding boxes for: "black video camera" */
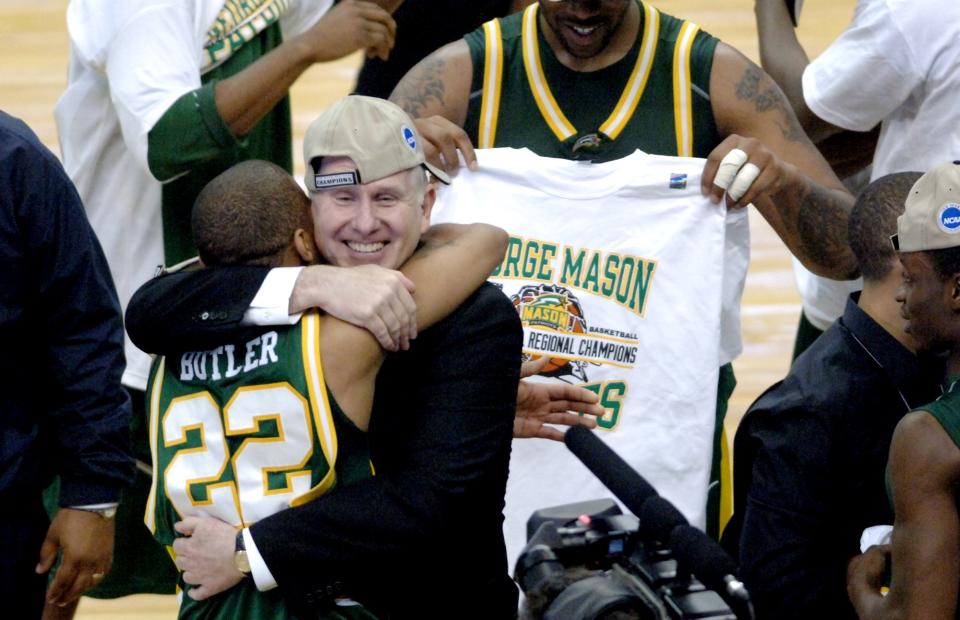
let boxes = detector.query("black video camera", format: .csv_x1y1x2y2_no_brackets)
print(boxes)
515,499,739,620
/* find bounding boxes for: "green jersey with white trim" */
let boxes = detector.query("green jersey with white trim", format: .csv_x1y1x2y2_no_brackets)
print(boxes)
464,0,719,162
145,310,373,619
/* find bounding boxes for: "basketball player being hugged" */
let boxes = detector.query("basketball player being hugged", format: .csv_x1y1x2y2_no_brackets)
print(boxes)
144,152,508,616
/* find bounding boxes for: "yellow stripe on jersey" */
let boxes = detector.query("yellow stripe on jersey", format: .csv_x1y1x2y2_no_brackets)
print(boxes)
479,19,504,148
203,0,290,72
144,357,166,533
598,3,660,140
718,425,734,536
522,3,576,141
672,21,699,157
292,311,338,505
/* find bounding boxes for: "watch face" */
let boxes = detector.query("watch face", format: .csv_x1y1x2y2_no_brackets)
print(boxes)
235,550,252,575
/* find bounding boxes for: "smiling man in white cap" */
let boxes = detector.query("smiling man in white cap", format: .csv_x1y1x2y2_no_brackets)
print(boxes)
848,161,960,619
302,95,450,274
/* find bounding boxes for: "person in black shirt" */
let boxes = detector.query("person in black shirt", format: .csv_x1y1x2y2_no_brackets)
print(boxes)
722,171,942,619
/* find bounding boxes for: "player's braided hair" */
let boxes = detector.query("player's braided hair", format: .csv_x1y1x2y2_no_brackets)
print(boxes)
848,171,921,282
192,160,312,267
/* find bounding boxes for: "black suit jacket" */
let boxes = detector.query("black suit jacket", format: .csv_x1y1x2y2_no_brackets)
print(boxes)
127,270,522,618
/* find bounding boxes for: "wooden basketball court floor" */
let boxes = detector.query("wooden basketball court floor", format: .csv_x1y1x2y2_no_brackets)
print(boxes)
0,0,856,616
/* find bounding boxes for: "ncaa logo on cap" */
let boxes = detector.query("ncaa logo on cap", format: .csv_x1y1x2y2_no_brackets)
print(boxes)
937,202,960,234
401,125,417,151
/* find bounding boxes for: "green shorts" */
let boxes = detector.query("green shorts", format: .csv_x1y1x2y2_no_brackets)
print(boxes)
706,362,736,540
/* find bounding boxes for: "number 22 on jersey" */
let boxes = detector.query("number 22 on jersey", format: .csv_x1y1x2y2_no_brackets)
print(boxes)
146,356,337,532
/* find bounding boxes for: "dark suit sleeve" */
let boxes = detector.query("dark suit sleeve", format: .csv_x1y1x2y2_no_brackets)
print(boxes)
737,404,857,619
38,149,134,505
1,113,133,505
125,266,270,353
250,284,522,615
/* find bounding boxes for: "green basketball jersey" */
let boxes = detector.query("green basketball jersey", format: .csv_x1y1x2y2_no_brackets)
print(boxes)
464,1,720,162
885,378,960,515
908,379,960,620
897,378,960,508
144,311,374,619
924,379,960,450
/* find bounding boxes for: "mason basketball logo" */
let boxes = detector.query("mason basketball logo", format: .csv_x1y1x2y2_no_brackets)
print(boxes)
512,284,589,382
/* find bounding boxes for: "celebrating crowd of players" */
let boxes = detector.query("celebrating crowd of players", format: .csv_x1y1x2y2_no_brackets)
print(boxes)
2,0,960,619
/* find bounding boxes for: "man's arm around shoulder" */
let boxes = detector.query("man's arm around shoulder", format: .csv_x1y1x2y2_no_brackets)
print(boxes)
126,266,271,354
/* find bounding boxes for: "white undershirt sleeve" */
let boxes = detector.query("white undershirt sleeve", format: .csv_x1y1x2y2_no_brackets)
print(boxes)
242,267,305,326
242,528,278,591
70,502,120,510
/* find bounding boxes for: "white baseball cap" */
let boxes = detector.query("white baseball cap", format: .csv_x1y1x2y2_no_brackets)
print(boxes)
303,95,450,192
893,161,960,252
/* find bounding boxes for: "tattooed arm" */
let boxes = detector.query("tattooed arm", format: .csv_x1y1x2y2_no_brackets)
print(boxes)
703,43,858,280
389,40,471,122
389,41,477,174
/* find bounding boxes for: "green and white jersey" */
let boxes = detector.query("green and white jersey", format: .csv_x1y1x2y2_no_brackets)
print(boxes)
144,311,373,619
464,1,720,162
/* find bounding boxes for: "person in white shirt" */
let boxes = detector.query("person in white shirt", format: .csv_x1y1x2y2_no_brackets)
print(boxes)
755,0,960,357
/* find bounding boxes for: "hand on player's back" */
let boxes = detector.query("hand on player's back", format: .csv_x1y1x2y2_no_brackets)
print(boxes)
173,517,244,601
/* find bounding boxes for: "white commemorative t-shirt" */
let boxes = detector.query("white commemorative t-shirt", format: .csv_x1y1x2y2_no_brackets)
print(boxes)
432,148,749,566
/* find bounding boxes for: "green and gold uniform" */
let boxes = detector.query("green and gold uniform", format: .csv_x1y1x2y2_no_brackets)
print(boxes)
894,379,960,511
918,378,960,454
464,1,733,536
146,311,374,619
463,1,720,162
52,0,337,600
150,1,295,265
884,378,960,620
